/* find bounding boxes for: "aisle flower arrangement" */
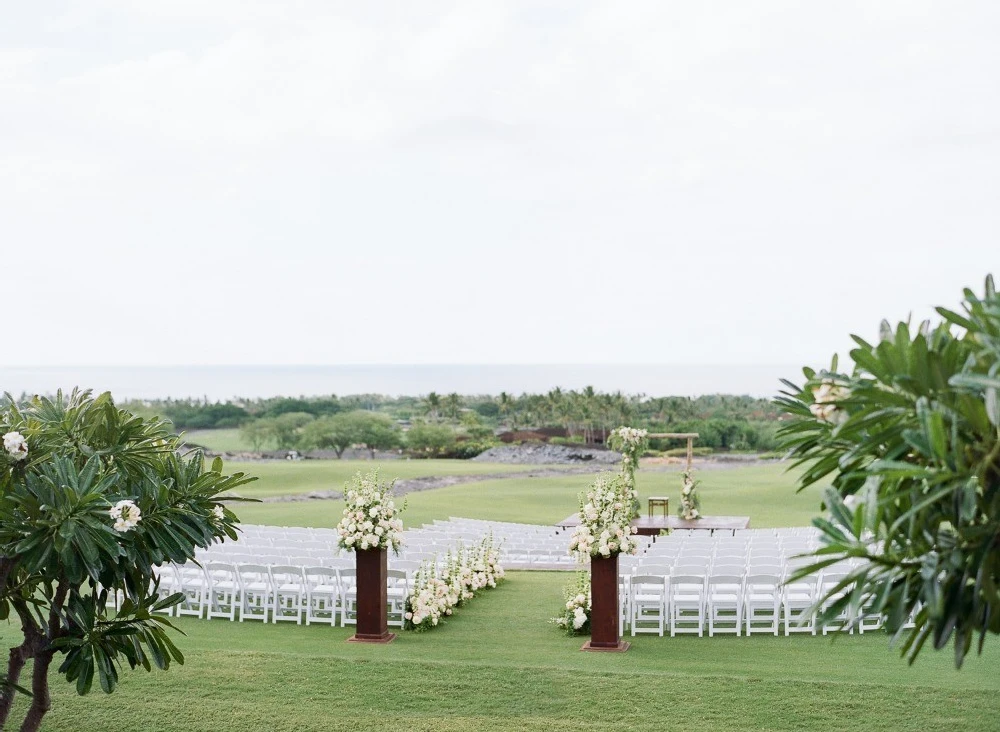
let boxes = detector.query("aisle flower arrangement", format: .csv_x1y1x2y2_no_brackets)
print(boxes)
568,473,640,560
678,468,701,520
404,534,505,631
553,571,592,635
336,470,405,554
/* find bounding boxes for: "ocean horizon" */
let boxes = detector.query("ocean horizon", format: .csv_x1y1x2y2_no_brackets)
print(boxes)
0,364,804,401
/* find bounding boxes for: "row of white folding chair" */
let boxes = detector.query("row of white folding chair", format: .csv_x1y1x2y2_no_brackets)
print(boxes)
164,563,409,627
623,574,742,637
195,554,351,569
618,571,868,637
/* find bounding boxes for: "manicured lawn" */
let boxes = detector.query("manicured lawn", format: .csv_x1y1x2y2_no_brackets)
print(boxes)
220,459,549,499
5,572,998,731
182,428,253,452
231,463,826,530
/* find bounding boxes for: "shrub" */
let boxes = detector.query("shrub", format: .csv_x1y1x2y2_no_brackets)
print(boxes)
776,276,1000,667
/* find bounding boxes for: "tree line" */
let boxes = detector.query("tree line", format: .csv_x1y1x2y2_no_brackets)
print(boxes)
102,389,785,456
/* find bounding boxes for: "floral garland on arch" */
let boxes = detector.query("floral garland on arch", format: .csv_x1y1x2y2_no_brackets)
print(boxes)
678,468,702,520
336,470,405,554
568,473,641,560
553,571,591,634
606,427,648,519
404,534,505,631
606,426,648,488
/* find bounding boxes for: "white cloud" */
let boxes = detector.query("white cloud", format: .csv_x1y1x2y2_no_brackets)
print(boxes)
2,1,998,368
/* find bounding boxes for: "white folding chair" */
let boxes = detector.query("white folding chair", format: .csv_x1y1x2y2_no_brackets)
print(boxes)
669,574,706,637
303,566,341,626
744,574,781,636
270,565,306,624
387,569,409,628
707,574,743,636
782,572,818,635
237,564,273,622
339,568,358,627
630,575,667,636
205,562,240,621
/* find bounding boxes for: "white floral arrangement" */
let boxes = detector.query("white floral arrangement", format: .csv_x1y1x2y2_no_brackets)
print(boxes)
678,468,701,520
607,426,648,479
809,379,850,425
607,426,648,519
336,470,404,554
3,431,28,462
404,534,504,631
568,473,640,560
553,571,591,635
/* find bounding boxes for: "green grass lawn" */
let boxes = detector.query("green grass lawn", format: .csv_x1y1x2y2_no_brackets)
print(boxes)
4,462,994,731
220,459,549,500
181,428,252,452
5,572,997,732
230,463,826,530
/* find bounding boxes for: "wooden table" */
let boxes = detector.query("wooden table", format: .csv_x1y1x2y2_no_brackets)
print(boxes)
557,513,750,537
647,496,670,518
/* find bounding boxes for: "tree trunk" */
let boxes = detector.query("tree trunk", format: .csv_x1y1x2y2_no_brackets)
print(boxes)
0,641,30,728
19,649,54,732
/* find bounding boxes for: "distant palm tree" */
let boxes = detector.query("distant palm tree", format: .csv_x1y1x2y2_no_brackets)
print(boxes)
424,392,441,421
444,393,463,421
498,392,514,430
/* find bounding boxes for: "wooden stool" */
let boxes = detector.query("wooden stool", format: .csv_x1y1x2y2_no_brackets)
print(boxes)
647,497,669,518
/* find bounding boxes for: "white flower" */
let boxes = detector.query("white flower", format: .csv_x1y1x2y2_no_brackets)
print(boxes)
2,431,28,461
109,500,141,532
212,505,225,520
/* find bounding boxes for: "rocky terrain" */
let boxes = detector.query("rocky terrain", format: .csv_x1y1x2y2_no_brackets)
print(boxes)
472,443,622,465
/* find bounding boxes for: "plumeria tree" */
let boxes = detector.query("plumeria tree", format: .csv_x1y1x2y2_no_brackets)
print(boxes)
0,390,255,731
776,276,1000,667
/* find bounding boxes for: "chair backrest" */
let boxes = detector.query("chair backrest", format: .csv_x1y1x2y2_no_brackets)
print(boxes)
205,561,238,580
237,564,272,586
707,574,743,589
269,565,305,586
302,566,338,586
631,575,666,594
670,575,706,594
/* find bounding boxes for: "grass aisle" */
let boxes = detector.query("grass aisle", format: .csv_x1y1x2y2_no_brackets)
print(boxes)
7,572,998,731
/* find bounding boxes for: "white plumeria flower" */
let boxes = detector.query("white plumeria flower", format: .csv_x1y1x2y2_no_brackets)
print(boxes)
109,500,141,532
2,431,28,461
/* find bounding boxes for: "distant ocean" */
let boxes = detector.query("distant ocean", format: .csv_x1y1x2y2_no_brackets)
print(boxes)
0,364,803,401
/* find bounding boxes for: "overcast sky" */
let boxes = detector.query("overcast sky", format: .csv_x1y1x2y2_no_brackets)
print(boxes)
3,1,998,369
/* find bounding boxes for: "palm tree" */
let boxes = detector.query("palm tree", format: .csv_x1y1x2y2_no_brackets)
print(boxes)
423,392,441,421
444,393,463,422
498,392,513,430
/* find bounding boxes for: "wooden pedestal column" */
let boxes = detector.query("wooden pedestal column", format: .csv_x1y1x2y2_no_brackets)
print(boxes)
347,547,396,644
582,554,629,652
